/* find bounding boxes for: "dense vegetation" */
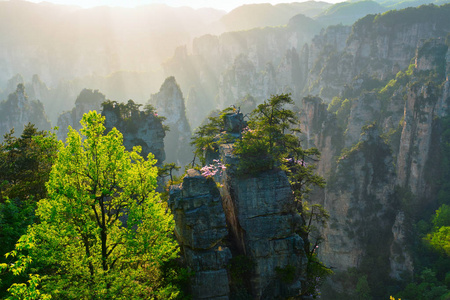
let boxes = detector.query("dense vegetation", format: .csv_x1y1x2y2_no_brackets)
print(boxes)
0,124,58,298
0,112,183,299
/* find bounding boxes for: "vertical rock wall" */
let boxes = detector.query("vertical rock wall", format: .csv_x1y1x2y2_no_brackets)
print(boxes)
169,116,308,299
169,169,231,300
220,144,307,299
0,83,51,140
149,76,192,166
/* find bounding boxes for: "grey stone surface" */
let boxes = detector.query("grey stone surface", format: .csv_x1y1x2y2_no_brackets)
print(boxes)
169,171,231,300
220,152,307,299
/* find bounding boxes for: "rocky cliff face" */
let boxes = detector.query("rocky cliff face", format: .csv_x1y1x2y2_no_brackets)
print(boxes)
169,116,307,299
298,34,449,296
321,125,398,292
57,89,106,141
220,144,306,299
305,5,450,102
0,83,51,140
102,101,166,166
149,77,192,166
169,169,231,299
164,18,321,124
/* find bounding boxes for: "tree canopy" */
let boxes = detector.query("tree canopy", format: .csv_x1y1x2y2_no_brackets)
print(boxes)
2,111,180,299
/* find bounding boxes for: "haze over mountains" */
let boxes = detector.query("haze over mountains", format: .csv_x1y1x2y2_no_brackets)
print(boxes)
1,0,448,126
1,0,450,298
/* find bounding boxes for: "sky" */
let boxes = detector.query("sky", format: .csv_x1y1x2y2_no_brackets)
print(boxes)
25,0,342,12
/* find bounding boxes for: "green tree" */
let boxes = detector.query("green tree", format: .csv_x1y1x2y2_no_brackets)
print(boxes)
234,94,300,173
0,124,58,298
234,94,331,297
190,107,237,166
0,123,57,203
3,111,180,299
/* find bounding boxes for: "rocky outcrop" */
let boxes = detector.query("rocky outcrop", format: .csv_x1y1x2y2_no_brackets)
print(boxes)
149,77,192,166
163,18,321,120
102,101,166,166
298,34,449,297
305,5,450,102
169,112,307,299
220,144,306,299
0,83,51,140
57,89,106,141
169,169,231,300
321,125,397,277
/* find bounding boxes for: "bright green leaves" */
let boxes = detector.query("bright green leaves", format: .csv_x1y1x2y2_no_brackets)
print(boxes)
4,111,180,299
427,226,450,256
191,113,224,166
425,204,450,256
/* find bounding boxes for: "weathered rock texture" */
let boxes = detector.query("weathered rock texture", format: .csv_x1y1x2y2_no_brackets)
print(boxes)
149,76,192,166
298,34,449,297
169,169,231,300
0,83,51,140
220,144,306,299
101,103,165,167
169,113,307,299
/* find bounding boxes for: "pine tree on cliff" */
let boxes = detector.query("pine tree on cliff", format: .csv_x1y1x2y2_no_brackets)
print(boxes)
191,93,332,297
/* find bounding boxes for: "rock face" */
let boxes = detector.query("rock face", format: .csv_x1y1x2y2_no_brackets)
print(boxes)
57,89,106,141
163,18,321,124
0,83,51,140
306,5,450,102
220,144,306,299
321,125,397,279
169,169,231,300
169,116,307,299
149,77,192,166
298,34,449,297
102,101,166,166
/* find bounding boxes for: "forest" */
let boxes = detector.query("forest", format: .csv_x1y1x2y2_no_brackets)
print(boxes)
1,0,450,299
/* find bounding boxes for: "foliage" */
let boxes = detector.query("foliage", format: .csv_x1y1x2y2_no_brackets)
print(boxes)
355,275,371,300
3,111,181,299
0,124,58,298
102,100,169,132
158,163,181,184
426,226,450,256
0,124,57,203
233,94,301,173
190,114,222,166
190,107,237,165
328,97,352,129
396,269,450,300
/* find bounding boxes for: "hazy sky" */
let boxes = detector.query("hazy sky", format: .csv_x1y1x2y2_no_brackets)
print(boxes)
26,0,343,11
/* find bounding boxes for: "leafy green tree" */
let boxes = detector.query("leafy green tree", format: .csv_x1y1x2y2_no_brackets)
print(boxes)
158,163,181,184
0,124,58,298
0,123,57,203
3,111,180,299
190,107,237,166
234,94,300,173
